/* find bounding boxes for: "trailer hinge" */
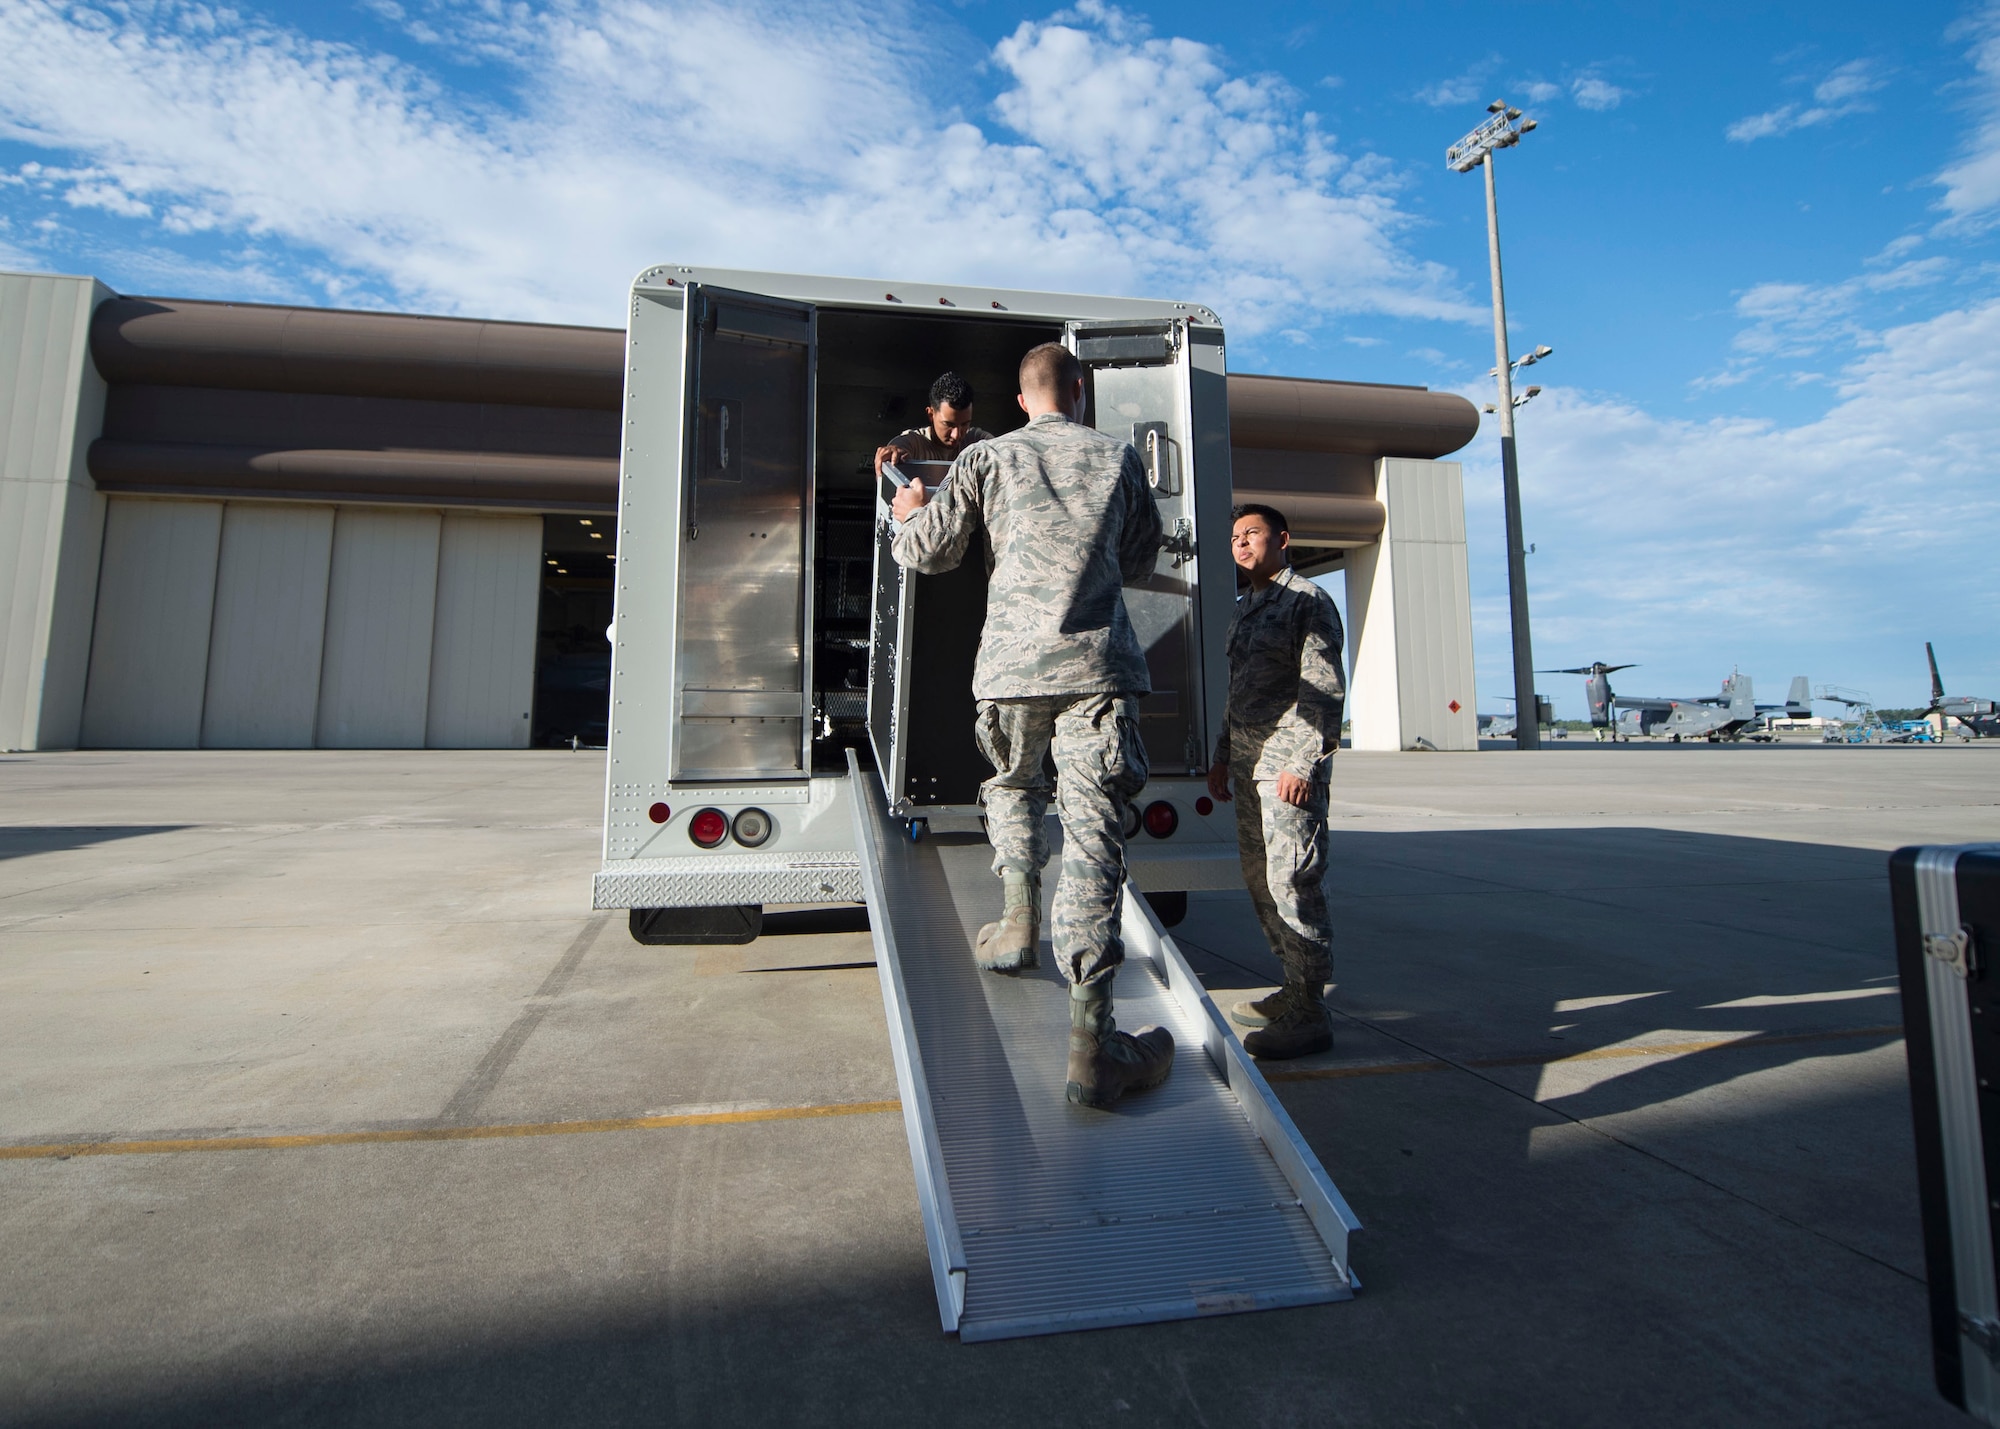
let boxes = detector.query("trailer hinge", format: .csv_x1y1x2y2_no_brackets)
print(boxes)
1926,925,1976,979
1160,518,1196,568
1962,1312,2000,1363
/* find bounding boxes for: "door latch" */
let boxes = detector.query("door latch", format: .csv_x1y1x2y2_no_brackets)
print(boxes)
1160,518,1195,567
1926,925,1977,978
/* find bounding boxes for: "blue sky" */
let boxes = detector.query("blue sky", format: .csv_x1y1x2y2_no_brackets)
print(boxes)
2,0,1995,716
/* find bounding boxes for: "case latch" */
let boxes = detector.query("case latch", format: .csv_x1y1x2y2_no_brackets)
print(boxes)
1926,925,1976,978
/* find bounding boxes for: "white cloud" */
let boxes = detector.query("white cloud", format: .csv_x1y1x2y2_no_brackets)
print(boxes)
1726,59,1884,143
1570,76,1627,111
1939,6,2000,223
1689,257,1952,389
1520,80,1561,104
1415,57,1501,109
0,0,1475,338
1467,297,2000,706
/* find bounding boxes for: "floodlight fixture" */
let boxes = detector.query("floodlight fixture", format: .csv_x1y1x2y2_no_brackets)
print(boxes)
1450,97,1543,748
1513,385,1543,408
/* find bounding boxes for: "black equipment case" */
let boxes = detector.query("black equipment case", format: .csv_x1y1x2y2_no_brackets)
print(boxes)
1894,844,2000,1422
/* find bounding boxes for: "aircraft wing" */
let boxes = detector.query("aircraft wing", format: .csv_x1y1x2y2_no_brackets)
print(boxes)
1611,696,1680,713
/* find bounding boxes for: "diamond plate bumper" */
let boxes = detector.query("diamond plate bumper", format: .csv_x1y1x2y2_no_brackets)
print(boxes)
592,851,864,909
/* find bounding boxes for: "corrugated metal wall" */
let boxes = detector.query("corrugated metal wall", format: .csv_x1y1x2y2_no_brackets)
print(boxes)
427,514,539,749
1345,459,1478,753
79,498,222,748
316,509,442,749
0,272,110,752
78,495,540,749
201,503,334,748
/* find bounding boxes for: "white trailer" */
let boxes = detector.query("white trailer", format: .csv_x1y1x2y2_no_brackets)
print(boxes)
593,265,1245,937
591,265,1359,1340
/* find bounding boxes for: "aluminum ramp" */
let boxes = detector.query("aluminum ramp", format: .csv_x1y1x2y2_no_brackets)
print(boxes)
847,753,1359,1342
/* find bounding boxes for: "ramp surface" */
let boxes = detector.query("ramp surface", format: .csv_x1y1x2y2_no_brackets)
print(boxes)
849,757,1356,1341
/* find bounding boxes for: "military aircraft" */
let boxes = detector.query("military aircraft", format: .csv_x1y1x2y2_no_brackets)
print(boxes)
1926,642,1999,738
1543,663,1811,742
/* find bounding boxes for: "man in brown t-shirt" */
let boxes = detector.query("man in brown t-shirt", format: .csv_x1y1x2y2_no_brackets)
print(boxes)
873,371,994,475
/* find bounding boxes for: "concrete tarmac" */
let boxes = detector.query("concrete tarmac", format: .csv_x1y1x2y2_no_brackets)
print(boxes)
1,745,1996,1426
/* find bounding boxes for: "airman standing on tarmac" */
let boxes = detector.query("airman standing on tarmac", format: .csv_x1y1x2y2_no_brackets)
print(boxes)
889,343,1173,1109
1208,503,1346,1060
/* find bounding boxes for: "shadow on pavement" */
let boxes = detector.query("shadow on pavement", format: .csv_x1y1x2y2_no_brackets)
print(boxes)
0,825,191,861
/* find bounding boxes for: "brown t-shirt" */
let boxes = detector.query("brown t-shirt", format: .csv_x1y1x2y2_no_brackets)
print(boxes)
888,424,995,463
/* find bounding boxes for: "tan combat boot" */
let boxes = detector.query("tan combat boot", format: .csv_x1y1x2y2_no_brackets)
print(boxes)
1064,983,1174,1109
975,868,1040,973
1242,983,1334,1061
1228,989,1290,1028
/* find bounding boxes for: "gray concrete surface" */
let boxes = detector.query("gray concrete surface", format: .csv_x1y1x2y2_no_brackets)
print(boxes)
2,744,1996,1426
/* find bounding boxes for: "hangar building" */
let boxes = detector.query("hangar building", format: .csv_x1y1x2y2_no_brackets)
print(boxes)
0,269,1479,756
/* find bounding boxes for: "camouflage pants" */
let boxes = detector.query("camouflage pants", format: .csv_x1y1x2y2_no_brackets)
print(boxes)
975,693,1148,988
1234,774,1332,987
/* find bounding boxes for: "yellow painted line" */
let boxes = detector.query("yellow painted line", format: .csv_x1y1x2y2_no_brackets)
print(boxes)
0,1099,902,1162
1266,1023,1904,1084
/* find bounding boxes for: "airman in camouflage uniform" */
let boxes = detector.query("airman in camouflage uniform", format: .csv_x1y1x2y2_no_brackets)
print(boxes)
1208,503,1346,1060
891,342,1173,1109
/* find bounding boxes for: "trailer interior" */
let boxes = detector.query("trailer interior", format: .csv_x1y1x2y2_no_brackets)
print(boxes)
809,309,1063,777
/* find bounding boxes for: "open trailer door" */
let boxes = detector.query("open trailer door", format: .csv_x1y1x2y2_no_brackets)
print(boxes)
670,284,817,783
867,461,988,821
1066,318,1209,773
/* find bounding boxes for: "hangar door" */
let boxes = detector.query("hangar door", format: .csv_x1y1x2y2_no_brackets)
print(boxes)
79,497,541,749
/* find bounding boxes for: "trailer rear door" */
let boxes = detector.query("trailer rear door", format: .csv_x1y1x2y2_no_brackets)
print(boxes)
1066,319,1205,773
671,285,816,782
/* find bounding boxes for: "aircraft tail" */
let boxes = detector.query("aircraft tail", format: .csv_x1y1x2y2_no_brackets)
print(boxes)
1724,671,1755,720
1928,642,1946,704
1785,677,1810,718
1586,671,1613,727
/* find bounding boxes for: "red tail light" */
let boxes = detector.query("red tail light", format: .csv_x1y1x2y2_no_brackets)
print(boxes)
689,808,728,847
1141,801,1178,838
1194,796,1214,817
648,802,671,824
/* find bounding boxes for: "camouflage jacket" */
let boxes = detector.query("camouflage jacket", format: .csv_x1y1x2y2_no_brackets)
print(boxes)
891,413,1162,699
888,424,994,463
1214,564,1346,781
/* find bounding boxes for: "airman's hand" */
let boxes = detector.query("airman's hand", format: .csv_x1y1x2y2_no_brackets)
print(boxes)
1274,770,1311,807
874,442,910,477
1206,760,1231,803
891,476,928,523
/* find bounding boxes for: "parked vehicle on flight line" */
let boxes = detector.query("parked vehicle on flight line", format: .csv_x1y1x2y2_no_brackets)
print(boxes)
591,265,1247,942
1544,662,1811,743
583,264,1369,1343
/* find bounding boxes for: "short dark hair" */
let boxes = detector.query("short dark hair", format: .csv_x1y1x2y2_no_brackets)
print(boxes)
928,371,974,410
1019,342,1082,398
1231,502,1289,535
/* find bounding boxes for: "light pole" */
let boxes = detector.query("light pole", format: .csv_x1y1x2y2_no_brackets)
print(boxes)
1449,101,1540,749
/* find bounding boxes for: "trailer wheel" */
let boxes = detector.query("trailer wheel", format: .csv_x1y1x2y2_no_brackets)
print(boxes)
1143,890,1188,927
907,818,929,844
